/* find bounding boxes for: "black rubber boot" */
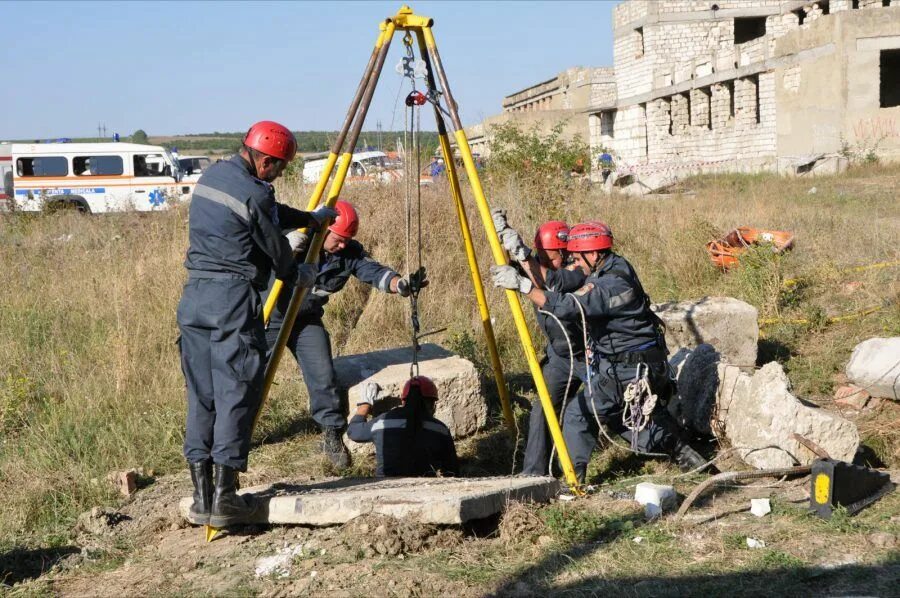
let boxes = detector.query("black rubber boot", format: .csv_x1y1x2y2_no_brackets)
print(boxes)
188,459,213,525
671,439,709,473
209,464,257,528
321,427,351,469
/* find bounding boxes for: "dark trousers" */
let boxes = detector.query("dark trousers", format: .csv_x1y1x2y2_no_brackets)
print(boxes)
562,358,675,482
265,315,346,430
178,278,266,471
522,352,586,476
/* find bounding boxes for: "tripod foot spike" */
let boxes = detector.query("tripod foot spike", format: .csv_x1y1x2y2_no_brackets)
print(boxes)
205,525,220,543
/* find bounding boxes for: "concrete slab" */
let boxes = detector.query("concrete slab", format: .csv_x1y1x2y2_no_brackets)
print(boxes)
180,476,559,526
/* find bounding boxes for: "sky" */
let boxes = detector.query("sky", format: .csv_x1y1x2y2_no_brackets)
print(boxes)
4,1,617,139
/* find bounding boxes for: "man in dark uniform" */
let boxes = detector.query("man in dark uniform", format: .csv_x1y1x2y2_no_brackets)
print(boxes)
492,210,587,476
265,200,427,468
347,376,458,477
491,221,705,483
177,120,337,528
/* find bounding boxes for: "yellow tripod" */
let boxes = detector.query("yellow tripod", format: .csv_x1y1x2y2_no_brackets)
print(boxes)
207,3,582,544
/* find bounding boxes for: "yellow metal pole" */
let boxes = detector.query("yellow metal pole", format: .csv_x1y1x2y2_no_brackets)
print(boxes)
413,31,515,437
421,24,581,493
263,25,389,325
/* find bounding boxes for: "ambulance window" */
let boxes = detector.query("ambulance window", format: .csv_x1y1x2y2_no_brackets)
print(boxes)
73,155,124,176
134,154,167,177
16,156,68,177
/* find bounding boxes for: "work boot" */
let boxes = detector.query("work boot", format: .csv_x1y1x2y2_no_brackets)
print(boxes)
209,464,258,528
188,459,213,525
670,439,709,473
321,427,351,469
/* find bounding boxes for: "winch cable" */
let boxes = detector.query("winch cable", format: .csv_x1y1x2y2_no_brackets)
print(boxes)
540,308,575,477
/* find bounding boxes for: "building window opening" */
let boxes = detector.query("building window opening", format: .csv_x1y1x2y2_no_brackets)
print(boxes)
819,1,830,15
726,80,736,119
852,0,859,8
635,27,644,58
734,17,766,44
883,1,891,8
600,110,616,138
881,49,900,108
794,8,806,24
750,74,761,124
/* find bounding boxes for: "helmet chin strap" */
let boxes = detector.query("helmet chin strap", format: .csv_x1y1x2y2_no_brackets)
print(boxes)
584,252,608,274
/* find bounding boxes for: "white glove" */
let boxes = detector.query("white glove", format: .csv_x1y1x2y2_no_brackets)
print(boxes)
491,208,510,235
357,382,380,407
490,265,533,294
286,230,309,253
499,227,531,262
295,263,318,288
310,206,339,227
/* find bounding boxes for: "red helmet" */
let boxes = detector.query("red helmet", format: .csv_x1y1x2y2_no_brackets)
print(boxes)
243,120,297,162
534,220,569,251
328,200,359,238
566,221,613,253
401,376,439,401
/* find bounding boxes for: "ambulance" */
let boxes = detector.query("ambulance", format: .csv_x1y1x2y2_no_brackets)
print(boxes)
9,142,194,213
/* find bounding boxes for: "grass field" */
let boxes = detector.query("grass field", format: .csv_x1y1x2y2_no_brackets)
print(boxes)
0,163,898,594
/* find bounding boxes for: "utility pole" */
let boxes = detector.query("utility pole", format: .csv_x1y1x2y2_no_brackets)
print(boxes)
377,120,383,151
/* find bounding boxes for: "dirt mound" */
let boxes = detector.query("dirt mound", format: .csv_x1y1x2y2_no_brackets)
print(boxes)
341,514,462,556
499,501,546,543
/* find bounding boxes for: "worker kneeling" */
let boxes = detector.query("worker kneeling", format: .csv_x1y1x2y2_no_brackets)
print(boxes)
348,377,459,477
491,222,705,483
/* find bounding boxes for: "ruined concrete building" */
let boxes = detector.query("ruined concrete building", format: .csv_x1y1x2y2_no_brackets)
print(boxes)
466,0,900,188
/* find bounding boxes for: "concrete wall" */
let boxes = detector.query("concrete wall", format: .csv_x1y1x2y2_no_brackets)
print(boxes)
503,67,611,113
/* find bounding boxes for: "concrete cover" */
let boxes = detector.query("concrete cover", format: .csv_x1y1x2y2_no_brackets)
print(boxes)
180,476,559,526
846,337,900,401
655,297,759,368
670,347,860,469
334,344,487,454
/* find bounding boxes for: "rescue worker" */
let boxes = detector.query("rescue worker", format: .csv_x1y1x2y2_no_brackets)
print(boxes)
264,200,427,469
490,221,706,483
347,377,459,477
492,210,587,476
178,121,338,528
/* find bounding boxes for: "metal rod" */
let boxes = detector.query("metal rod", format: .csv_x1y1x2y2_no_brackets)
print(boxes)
421,25,582,494
414,29,517,438
253,20,396,434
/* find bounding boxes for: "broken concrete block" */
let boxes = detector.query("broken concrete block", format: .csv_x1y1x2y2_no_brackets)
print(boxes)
334,344,486,454
846,337,900,401
107,470,137,497
670,348,860,469
179,476,559,526
720,362,859,469
750,498,771,517
634,483,676,519
834,385,871,410
655,297,758,368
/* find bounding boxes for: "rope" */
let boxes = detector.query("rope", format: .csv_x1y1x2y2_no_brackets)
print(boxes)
622,363,658,453
539,309,575,477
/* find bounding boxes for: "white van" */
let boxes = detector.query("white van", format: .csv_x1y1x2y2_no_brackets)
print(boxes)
10,142,193,213
302,150,401,185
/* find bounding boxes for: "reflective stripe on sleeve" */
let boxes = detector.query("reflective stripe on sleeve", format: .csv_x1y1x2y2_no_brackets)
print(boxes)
194,183,249,222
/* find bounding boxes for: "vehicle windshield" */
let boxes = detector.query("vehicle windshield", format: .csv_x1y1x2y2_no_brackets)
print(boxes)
165,150,183,181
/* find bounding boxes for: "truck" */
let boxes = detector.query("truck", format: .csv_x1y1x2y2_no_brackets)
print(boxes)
9,142,194,213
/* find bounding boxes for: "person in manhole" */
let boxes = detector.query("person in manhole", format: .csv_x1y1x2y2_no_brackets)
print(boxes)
492,209,588,477
264,199,428,469
490,221,707,483
347,377,459,477
178,121,335,528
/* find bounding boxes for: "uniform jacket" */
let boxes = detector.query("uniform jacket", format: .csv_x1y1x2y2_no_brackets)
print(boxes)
537,265,587,359
347,406,459,477
184,155,316,289
267,239,399,324
542,253,663,356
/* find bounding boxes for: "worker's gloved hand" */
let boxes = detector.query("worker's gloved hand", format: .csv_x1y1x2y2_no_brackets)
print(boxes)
499,227,531,262
357,382,380,407
310,206,339,227
396,267,429,297
286,230,309,253
294,263,319,288
491,208,510,234
490,265,533,294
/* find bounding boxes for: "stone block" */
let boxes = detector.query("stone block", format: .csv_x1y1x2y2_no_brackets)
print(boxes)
180,476,559,526
654,297,758,367
846,338,900,400
834,385,871,410
669,349,860,469
334,344,486,454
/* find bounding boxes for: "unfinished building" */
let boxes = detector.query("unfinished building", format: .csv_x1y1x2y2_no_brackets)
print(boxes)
590,0,900,188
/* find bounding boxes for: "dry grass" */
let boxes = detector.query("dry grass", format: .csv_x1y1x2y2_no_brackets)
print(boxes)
0,163,898,560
